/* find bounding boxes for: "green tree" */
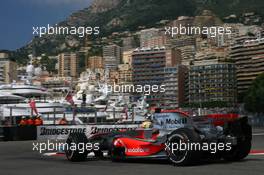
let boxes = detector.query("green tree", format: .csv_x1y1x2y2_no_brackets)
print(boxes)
78,53,87,74
244,73,264,113
40,55,57,74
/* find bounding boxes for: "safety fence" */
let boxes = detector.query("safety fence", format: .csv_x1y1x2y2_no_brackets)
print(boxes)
0,106,135,126
249,115,264,128
0,106,138,141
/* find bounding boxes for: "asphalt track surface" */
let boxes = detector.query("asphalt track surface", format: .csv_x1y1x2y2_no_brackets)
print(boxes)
1,129,264,175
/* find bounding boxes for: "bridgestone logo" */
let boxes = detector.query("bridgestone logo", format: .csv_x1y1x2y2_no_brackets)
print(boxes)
38,125,139,139
40,128,86,135
90,126,137,135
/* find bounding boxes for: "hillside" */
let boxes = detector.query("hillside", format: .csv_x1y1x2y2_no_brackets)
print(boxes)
12,0,264,64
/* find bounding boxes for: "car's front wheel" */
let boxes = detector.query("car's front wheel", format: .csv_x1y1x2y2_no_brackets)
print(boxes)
166,128,201,166
65,132,89,162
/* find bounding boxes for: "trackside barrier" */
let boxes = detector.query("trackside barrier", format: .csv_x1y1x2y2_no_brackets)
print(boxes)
249,116,264,128
1,124,140,141
37,124,140,141
0,127,4,141
4,106,135,125
3,126,37,141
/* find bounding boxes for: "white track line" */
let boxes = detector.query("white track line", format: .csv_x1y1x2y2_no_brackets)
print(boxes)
250,153,264,156
253,133,264,136
43,152,59,156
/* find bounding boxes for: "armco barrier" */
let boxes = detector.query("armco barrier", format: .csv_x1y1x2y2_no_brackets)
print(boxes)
3,126,37,141
0,127,4,141
249,116,264,128
37,124,139,140
1,124,140,141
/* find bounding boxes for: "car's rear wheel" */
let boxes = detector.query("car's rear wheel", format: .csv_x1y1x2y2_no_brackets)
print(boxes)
223,118,252,161
228,138,251,160
166,128,201,166
65,132,89,162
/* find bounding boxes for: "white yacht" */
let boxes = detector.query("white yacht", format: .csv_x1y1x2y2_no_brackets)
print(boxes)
0,92,25,104
69,70,151,123
0,59,66,121
0,83,48,98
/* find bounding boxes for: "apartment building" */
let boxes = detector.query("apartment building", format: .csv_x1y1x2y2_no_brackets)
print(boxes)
87,56,104,70
103,44,122,70
188,62,237,106
163,65,188,109
132,48,166,106
230,35,264,95
0,52,17,84
58,53,80,78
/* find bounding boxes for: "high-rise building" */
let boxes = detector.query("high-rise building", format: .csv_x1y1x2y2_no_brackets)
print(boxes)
188,63,237,106
230,35,264,95
169,36,196,48
194,47,228,65
122,50,133,65
0,59,17,84
168,36,196,66
118,64,132,85
140,28,168,48
163,65,188,109
103,44,121,70
177,46,196,66
87,56,104,70
132,47,190,107
58,53,80,78
108,69,119,85
140,28,159,47
132,48,166,106
165,48,181,67
0,52,9,59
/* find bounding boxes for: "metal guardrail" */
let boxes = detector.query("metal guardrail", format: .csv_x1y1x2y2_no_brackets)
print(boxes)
249,116,264,128
0,127,3,141
1,106,135,126
75,109,136,125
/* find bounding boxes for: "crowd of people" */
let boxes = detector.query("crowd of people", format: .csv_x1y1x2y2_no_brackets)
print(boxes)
19,115,69,126
19,115,43,126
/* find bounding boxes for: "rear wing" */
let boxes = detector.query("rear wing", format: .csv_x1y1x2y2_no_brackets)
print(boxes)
206,113,239,126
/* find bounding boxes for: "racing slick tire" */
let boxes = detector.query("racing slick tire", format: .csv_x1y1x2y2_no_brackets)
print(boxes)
166,128,202,166
65,132,89,162
223,117,252,161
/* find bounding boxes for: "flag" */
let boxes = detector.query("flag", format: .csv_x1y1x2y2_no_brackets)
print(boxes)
123,107,128,120
29,99,38,115
65,91,76,124
65,91,74,106
72,104,77,124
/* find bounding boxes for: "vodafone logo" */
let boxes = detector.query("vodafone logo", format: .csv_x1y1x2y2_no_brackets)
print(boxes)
126,148,150,153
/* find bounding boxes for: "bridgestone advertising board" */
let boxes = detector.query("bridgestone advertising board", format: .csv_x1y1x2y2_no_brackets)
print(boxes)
37,124,139,140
